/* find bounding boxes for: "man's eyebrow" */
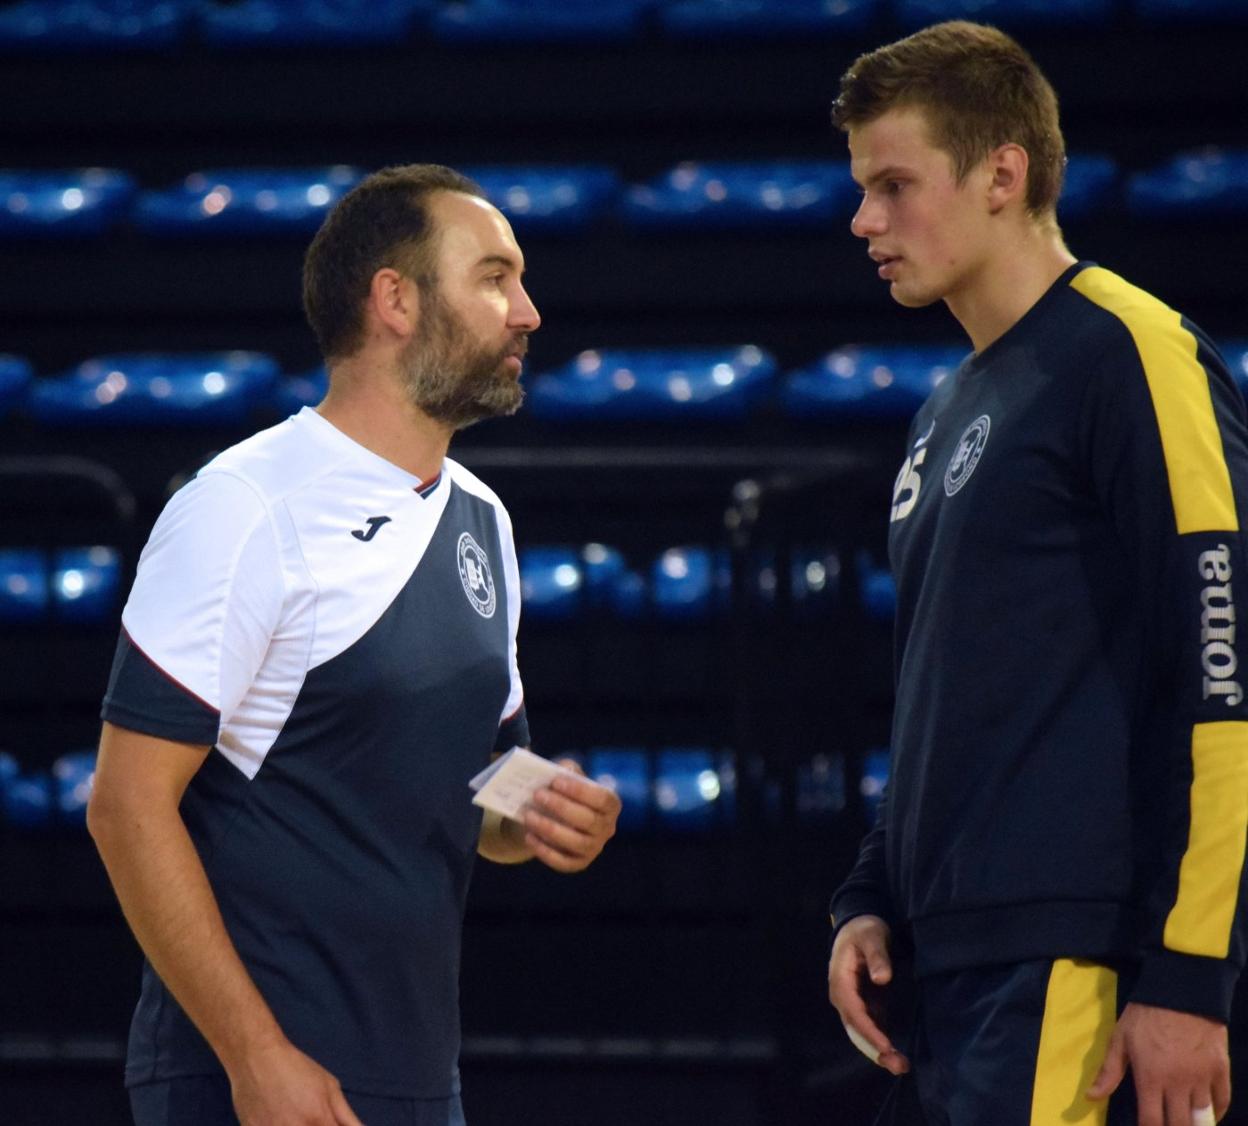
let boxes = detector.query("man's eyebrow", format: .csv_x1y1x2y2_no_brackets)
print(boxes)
852,164,913,189
476,254,523,274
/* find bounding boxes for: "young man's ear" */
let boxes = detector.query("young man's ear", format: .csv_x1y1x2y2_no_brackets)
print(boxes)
986,143,1030,214
367,267,420,340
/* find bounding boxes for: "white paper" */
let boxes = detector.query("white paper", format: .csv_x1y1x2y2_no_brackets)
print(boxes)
469,747,581,820
844,1023,882,1065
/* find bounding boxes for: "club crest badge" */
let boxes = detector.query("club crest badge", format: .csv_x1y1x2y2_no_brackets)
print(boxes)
457,532,496,618
944,415,991,497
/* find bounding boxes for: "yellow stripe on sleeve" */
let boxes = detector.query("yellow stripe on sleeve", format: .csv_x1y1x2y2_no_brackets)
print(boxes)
1070,267,1238,534
1029,959,1116,1126
1164,721,1248,958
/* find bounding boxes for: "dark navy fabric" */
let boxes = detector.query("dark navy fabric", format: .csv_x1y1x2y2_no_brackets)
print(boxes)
130,1074,468,1126
118,481,515,1097
103,628,221,745
831,262,1248,1022
906,961,1137,1126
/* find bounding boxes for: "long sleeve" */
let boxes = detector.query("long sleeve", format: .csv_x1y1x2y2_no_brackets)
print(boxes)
829,785,897,935
1074,267,1248,1021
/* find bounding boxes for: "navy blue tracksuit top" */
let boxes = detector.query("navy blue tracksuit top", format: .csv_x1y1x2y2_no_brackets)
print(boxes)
831,262,1248,1023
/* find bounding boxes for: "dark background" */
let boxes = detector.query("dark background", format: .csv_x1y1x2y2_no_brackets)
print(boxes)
2,2,1247,1123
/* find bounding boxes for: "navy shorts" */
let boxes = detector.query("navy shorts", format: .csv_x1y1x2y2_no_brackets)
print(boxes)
875,958,1138,1126
129,1073,467,1126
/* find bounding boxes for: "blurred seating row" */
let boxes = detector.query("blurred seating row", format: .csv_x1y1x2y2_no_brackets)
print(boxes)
523,543,851,621
0,546,121,625
0,540,894,625
6,343,1247,426
0,745,891,833
4,151,1245,239
0,0,1239,53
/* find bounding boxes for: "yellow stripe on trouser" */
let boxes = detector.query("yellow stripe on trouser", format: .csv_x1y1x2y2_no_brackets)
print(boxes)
1069,266,1237,534
1029,960,1117,1126
1165,721,1248,956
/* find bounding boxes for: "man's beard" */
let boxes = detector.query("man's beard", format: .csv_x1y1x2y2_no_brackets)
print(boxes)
399,287,527,431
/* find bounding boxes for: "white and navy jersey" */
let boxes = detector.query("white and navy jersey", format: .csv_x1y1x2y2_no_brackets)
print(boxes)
831,263,1248,1023
101,407,529,1097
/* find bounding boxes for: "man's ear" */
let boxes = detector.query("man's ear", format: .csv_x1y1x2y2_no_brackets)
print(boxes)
986,142,1029,214
367,267,419,340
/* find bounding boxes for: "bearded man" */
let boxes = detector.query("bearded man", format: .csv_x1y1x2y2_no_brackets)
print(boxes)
88,164,621,1126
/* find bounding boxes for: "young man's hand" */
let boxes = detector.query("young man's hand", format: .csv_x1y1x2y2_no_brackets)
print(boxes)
1087,1002,1230,1125
827,914,911,1076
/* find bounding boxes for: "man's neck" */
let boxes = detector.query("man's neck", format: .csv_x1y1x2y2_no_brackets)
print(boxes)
945,225,1078,355
316,358,451,483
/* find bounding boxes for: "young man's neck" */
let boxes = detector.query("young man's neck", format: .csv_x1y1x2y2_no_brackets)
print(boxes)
316,355,451,483
945,222,1078,355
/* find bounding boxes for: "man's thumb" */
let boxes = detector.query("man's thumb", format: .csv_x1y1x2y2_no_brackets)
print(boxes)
1086,1032,1126,1101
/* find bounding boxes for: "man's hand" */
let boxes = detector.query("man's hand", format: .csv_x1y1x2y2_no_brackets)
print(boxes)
827,914,910,1076
521,759,621,873
1087,1002,1230,1125
229,1039,364,1126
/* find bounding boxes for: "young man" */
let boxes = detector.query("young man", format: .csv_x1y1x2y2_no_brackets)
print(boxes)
88,164,621,1126
825,22,1245,1126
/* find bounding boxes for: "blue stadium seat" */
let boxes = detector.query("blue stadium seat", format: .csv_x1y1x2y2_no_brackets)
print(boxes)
29,351,279,426
784,344,965,421
0,1,187,52
1059,153,1120,222
860,749,890,826
461,166,619,234
275,367,328,415
858,552,896,622
133,166,362,236
587,748,650,832
796,752,846,823
433,0,645,43
1127,149,1248,217
1134,0,1248,22
790,546,841,617
579,543,627,610
0,751,16,796
198,0,430,46
896,0,1112,27
528,346,776,421
518,547,583,620
52,749,96,826
651,546,730,620
0,355,32,418
622,161,858,230
1221,341,1248,401
51,546,121,624
2,764,53,829
660,0,876,39
0,549,48,623
607,568,648,618
0,168,135,238
654,748,731,832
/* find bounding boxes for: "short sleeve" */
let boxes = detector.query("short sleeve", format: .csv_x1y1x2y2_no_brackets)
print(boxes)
101,471,285,745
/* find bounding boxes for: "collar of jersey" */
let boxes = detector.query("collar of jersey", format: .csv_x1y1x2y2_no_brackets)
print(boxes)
294,406,445,497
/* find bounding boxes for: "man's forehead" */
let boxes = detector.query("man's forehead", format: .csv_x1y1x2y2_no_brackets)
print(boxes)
849,108,943,178
429,190,523,267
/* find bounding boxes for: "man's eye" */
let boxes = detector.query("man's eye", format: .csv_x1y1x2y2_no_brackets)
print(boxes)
886,181,904,196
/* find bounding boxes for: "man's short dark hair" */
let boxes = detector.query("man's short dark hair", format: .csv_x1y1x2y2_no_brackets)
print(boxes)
302,163,485,362
832,21,1066,218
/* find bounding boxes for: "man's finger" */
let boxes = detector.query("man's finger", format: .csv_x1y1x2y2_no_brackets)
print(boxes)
550,771,620,813
332,1087,365,1126
1085,1030,1126,1101
1191,1104,1217,1126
